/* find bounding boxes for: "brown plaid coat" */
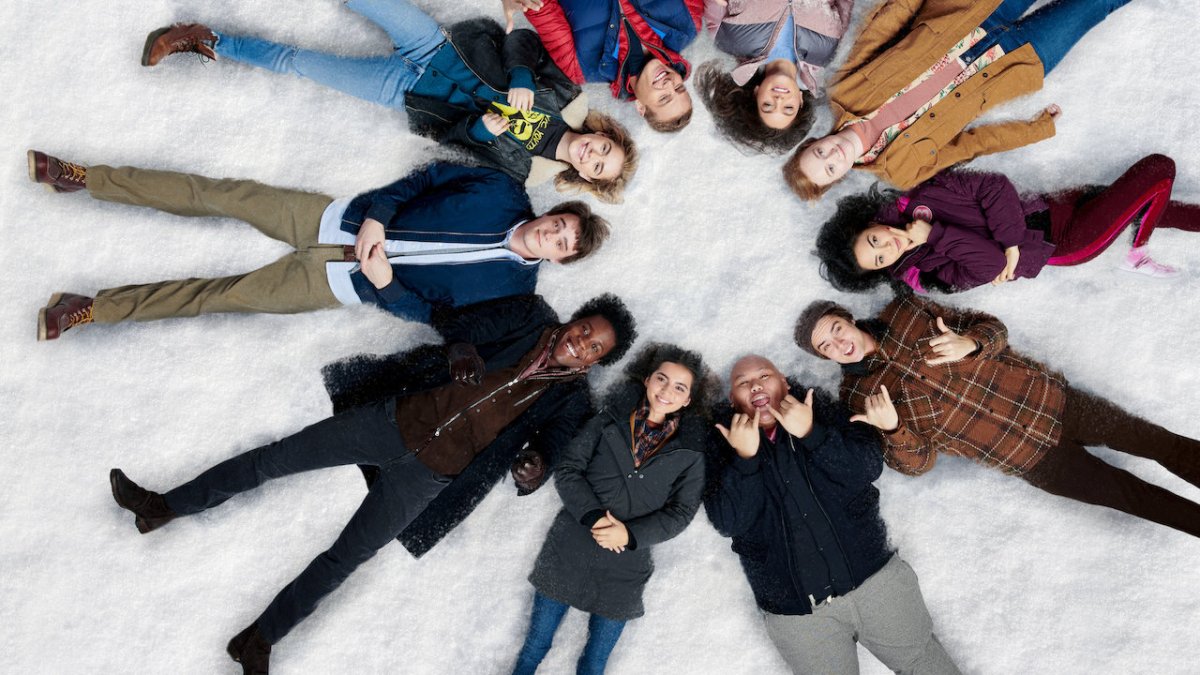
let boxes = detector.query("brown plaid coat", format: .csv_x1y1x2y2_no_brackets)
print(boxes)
840,296,1066,476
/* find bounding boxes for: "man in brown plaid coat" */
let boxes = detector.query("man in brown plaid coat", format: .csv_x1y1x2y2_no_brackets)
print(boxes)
793,295,1200,538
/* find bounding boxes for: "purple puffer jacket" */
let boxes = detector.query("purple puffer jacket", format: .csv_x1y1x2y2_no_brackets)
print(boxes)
873,171,1057,292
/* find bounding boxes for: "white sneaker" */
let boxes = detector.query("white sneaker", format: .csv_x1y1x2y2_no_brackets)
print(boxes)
1119,246,1178,278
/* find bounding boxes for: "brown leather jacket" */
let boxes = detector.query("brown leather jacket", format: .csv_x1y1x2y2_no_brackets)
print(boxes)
397,328,582,476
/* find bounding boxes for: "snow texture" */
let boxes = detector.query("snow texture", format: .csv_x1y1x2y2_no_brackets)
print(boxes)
2,1,1199,673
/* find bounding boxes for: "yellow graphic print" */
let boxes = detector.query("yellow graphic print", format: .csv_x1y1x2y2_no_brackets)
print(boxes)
491,102,550,151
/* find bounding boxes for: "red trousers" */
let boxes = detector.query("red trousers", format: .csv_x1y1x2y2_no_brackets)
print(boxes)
1044,154,1200,265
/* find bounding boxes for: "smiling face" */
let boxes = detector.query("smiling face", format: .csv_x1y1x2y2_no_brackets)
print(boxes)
511,213,582,263
549,315,616,369
853,224,914,271
644,360,694,421
798,133,857,186
632,58,691,123
810,315,875,364
566,133,624,182
754,60,803,130
728,355,789,429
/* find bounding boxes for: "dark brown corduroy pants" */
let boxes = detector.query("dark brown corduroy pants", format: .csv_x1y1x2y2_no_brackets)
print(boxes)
1022,387,1200,538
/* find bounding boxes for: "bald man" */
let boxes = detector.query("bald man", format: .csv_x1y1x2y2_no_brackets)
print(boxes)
703,355,960,675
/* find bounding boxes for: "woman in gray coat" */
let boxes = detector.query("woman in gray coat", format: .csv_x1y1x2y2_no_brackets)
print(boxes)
512,344,710,674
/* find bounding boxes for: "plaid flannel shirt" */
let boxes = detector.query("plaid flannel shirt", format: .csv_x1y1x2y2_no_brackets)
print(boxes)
840,296,1066,477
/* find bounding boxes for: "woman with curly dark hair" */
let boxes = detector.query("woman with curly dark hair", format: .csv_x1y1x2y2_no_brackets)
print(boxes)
511,343,711,674
816,155,1200,294
696,0,854,155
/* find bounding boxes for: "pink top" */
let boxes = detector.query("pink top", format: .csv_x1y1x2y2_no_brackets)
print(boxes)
850,60,964,150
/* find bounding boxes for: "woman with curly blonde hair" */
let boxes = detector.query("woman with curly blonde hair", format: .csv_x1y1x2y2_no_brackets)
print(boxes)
142,0,638,203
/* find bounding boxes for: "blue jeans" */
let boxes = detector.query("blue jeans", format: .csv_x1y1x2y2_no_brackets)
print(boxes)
212,0,446,109
164,399,450,644
512,592,627,675
963,0,1134,75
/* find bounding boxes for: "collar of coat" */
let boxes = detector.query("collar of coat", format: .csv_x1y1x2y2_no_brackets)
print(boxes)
525,93,590,187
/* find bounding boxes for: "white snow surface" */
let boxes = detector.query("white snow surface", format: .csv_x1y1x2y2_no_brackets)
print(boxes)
3,1,1199,673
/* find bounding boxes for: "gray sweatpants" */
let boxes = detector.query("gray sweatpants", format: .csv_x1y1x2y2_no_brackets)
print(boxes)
762,555,960,675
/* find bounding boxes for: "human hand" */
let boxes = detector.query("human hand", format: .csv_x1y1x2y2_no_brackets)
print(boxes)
849,384,899,432
511,448,548,494
716,411,760,459
924,316,979,365
447,342,486,386
992,246,1020,285
501,0,544,33
592,510,629,553
355,217,386,261
482,111,511,136
906,219,932,246
768,390,815,439
507,87,535,111
360,242,394,289
1044,104,1061,119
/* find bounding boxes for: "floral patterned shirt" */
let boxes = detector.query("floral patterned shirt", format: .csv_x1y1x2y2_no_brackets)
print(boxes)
849,28,1007,164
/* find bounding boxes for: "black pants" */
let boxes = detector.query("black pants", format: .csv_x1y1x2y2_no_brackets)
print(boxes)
1022,388,1200,538
164,399,450,643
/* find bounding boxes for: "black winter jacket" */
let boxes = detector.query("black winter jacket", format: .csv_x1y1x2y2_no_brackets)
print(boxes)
405,19,584,186
322,295,594,557
704,384,893,615
529,381,706,620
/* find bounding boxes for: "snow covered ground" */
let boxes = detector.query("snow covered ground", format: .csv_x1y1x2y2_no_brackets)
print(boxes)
3,0,1199,673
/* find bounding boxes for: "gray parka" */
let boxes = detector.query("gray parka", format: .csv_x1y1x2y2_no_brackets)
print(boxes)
528,382,706,620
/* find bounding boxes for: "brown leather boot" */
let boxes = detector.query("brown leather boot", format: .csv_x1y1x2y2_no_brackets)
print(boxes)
38,293,94,341
227,623,272,675
27,150,87,193
142,23,217,66
108,469,178,534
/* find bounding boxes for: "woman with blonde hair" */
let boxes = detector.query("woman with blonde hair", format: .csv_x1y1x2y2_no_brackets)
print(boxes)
142,0,638,202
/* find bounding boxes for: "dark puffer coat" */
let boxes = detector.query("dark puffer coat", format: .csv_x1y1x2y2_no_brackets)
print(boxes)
529,381,706,620
322,294,594,557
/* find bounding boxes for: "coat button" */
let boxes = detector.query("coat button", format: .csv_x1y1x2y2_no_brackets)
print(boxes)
903,132,910,138
982,72,989,78
928,112,935,119
627,473,633,478
954,92,961,98
639,474,644,479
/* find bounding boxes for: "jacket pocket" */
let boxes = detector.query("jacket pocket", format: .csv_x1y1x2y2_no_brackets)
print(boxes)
897,383,939,434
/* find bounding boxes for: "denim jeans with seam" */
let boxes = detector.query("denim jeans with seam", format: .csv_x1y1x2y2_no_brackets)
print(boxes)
212,0,445,109
963,0,1134,75
512,592,627,675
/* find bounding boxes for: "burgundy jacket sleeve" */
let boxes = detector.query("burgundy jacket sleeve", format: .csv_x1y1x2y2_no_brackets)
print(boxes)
525,0,586,84
925,223,1008,290
939,171,1028,249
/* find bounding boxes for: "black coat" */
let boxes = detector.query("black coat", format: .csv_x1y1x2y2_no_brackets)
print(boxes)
703,384,893,615
405,19,584,186
529,381,706,621
322,295,594,557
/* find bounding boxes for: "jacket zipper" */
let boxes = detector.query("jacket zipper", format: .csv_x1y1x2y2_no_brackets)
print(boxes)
789,435,858,589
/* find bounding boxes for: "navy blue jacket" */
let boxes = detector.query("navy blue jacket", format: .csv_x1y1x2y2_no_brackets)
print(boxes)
339,162,537,322
322,295,594,557
704,385,893,615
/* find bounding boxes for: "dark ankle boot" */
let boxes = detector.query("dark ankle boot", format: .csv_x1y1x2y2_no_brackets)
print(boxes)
27,150,87,193
109,469,177,534
227,623,272,675
38,293,94,341
142,23,217,66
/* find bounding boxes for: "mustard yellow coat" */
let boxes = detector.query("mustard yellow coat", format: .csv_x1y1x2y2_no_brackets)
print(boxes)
829,0,1057,189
